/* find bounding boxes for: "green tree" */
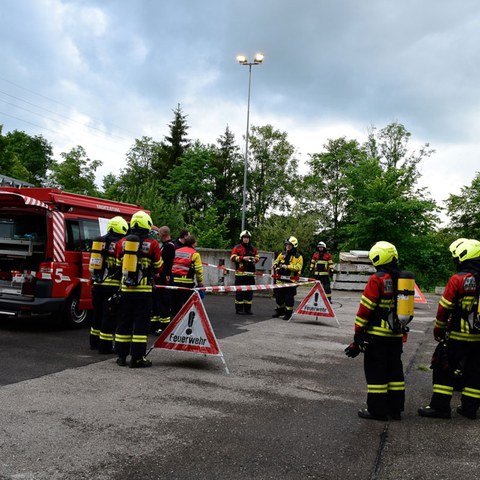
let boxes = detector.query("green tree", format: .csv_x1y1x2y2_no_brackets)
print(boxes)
445,171,480,238
253,208,318,270
341,123,438,263
0,126,53,185
247,125,299,228
212,126,244,243
48,146,102,196
162,141,218,224
3,130,54,185
302,137,366,251
112,136,164,203
190,206,229,249
162,103,191,172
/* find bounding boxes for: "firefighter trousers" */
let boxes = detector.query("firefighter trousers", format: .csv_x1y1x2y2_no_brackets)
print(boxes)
170,279,194,320
364,336,405,417
429,339,480,416
234,274,255,305
151,280,172,330
314,275,332,303
90,285,119,352
115,293,152,359
274,284,297,314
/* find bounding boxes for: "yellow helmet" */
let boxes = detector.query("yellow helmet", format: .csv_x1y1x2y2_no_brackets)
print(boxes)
449,238,468,258
369,241,398,266
130,210,153,230
240,230,251,240
107,216,128,235
457,239,480,262
285,236,298,248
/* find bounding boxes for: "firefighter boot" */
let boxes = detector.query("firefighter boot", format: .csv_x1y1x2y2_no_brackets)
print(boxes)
130,356,152,368
282,310,293,320
116,356,127,367
235,304,244,315
456,406,477,420
417,405,451,419
272,307,285,318
244,304,253,315
358,409,388,421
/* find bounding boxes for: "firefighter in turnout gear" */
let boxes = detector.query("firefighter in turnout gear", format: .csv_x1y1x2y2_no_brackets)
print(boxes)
309,241,334,303
230,230,260,315
89,216,128,353
418,238,480,420
272,236,303,320
345,241,407,421
170,235,204,319
114,211,162,368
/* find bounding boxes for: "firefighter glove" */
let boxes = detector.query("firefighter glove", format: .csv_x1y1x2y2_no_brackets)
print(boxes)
354,333,370,351
344,342,361,358
434,327,445,342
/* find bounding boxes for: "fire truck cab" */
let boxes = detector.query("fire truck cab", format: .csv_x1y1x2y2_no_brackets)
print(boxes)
0,187,143,328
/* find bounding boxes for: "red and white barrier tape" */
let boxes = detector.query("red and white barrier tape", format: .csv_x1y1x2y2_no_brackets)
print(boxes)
153,279,317,293
201,261,317,283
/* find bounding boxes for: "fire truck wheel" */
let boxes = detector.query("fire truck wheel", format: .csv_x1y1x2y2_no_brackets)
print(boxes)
62,293,92,329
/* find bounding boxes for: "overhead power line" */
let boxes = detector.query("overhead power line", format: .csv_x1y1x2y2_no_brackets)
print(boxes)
0,75,139,139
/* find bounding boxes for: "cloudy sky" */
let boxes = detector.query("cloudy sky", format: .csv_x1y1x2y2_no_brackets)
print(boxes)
1,0,479,211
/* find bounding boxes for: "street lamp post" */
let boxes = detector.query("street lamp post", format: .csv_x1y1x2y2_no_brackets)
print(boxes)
236,53,264,231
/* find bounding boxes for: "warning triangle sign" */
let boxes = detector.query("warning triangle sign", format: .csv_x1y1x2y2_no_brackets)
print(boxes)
153,292,222,356
414,283,427,304
294,282,336,318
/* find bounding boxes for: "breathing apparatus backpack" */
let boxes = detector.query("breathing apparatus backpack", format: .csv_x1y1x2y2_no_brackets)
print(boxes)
394,271,415,332
122,235,144,287
89,236,108,283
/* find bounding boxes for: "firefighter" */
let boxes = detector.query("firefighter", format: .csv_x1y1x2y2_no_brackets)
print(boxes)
114,211,162,368
89,216,128,353
309,241,335,303
170,235,204,319
344,241,405,421
272,236,303,320
418,238,480,420
152,226,176,335
230,230,260,315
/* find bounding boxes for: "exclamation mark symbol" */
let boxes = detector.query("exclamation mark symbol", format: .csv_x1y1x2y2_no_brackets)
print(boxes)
186,311,195,335
314,292,319,307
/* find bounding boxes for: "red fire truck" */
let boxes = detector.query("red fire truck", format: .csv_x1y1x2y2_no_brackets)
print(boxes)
0,187,145,328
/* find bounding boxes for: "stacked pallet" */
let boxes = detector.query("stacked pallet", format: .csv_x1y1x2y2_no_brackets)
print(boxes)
332,250,375,291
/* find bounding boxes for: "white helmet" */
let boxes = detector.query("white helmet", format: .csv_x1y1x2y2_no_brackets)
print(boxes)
317,241,326,249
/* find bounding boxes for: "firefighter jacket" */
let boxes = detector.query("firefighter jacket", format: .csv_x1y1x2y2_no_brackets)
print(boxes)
92,232,124,288
116,232,162,294
159,240,175,284
172,246,204,285
354,270,403,339
230,243,260,275
435,269,480,342
309,251,334,277
272,250,303,283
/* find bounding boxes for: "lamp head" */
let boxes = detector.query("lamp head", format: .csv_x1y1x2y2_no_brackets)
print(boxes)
254,53,264,64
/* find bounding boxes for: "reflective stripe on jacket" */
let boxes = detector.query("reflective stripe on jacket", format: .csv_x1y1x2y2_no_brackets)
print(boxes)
309,252,334,276
435,272,480,342
272,252,303,283
172,246,204,284
354,271,403,338
230,243,259,275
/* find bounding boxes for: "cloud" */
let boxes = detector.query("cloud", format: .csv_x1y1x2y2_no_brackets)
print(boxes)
1,0,480,210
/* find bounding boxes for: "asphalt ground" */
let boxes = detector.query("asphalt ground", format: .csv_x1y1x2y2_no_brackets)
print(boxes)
0,289,479,480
